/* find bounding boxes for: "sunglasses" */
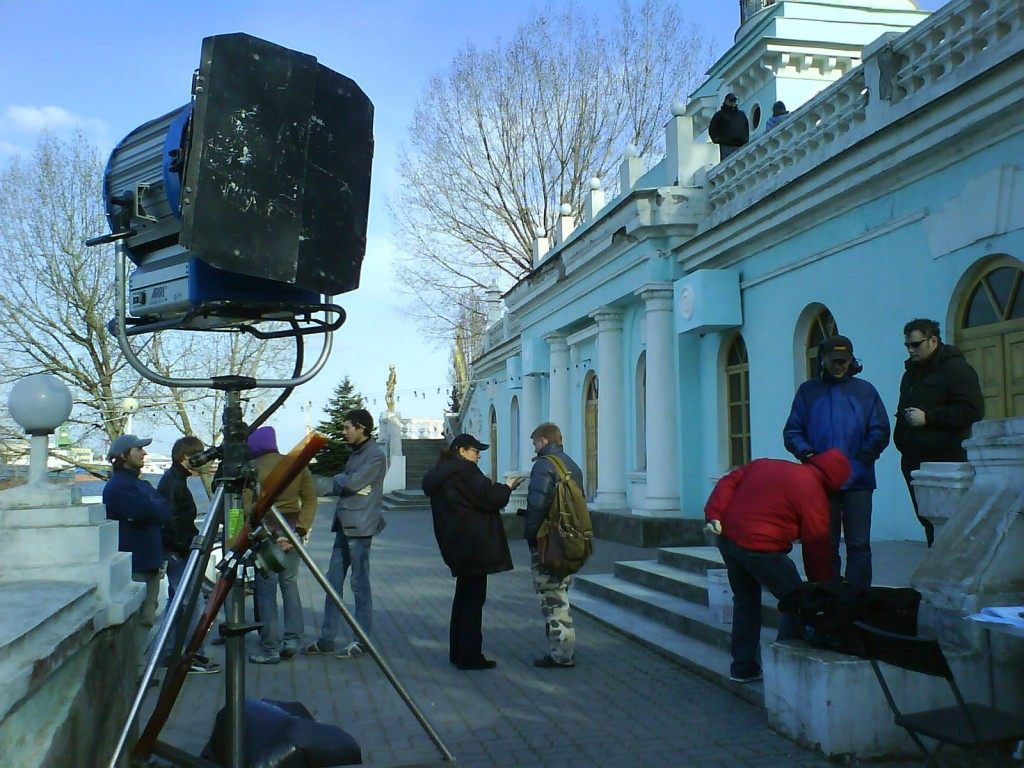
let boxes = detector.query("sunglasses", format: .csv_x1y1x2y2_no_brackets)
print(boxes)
904,339,929,350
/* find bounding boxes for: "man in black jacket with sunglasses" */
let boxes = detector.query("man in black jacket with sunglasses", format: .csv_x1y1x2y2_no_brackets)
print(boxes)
894,318,984,547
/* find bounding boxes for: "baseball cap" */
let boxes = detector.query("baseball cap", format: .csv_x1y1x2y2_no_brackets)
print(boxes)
451,433,489,452
107,434,152,460
822,335,854,362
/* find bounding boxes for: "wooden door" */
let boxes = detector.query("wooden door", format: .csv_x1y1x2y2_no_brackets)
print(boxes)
961,335,1005,420
1004,329,1024,417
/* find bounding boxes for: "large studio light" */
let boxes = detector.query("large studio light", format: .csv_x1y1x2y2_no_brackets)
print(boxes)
97,33,374,333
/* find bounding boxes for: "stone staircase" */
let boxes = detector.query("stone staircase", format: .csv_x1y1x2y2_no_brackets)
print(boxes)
383,489,430,513
573,545,783,705
403,438,445,490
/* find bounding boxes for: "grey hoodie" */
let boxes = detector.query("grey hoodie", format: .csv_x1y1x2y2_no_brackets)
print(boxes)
332,437,387,537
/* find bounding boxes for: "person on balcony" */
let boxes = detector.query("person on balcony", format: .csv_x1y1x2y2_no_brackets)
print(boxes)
765,100,789,131
709,92,749,160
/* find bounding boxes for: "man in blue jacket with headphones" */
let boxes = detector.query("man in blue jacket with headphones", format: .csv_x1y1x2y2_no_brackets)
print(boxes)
783,335,890,587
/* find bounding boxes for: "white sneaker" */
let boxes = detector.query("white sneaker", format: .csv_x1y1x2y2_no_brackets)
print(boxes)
336,641,367,659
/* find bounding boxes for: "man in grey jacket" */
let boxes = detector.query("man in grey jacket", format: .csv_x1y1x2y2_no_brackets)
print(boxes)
304,409,387,658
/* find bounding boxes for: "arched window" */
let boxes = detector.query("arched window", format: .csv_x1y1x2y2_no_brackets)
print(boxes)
635,352,647,470
805,308,839,380
958,260,1024,419
488,405,498,481
583,371,599,501
725,335,751,469
509,396,520,471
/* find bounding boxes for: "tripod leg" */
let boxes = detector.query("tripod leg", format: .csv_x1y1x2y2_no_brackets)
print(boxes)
106,486,225,768
132,562,240,762
268,506,456,763
158,486,226,669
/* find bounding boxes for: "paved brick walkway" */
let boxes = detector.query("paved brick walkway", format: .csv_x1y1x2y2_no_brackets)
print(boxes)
145,507,1000,768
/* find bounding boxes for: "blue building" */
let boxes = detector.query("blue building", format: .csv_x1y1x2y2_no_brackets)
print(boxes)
459,0,1024,544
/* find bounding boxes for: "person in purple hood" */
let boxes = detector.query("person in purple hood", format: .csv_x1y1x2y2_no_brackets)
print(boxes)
245,426,318,664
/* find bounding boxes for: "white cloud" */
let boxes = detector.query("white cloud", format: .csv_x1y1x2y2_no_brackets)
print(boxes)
0,105,111,160
4,105,103,134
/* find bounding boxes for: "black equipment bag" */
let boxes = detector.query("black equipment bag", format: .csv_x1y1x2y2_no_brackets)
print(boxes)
778,582,921,657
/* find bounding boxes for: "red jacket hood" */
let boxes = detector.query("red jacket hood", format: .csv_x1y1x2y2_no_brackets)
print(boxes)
807,448,851,491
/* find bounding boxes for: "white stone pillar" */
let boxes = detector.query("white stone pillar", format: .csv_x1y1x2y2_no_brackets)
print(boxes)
546,333,570,430
520,374,542,470
637,284,680,513
590,307,627,509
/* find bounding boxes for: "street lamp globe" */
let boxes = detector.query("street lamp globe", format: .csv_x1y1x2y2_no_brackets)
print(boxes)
8,374,73,487
9,374,73,436
121,397,140,415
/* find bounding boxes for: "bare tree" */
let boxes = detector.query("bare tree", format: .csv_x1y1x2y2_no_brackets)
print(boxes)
448,293,488,404
391,0,714,338
0,131,294,456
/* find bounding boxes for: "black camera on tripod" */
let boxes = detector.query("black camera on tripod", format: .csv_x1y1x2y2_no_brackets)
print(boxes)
187,444,223,469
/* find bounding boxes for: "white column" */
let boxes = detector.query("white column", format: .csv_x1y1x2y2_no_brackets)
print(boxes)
638,284,680,513
520,373,542,470
590,307,627,509
546,333,570,430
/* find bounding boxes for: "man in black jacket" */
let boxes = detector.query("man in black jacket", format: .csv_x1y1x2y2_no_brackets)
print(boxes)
524,422,584,669
157,436,220,674
708,92,749,160
422,433,521,670
895,318,984,546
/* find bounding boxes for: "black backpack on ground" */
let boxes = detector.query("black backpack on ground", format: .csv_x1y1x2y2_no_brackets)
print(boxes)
778,581,921,657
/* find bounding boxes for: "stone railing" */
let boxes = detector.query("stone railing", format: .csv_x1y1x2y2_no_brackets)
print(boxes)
400,419,444,439
704,0,1020,226
889,0,1020,104
705,66,868,220
483,312,521,351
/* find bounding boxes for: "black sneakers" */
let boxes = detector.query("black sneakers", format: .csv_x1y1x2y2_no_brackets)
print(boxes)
457,657,498,670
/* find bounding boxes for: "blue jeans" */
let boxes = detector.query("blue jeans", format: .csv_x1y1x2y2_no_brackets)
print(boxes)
318,532,373,649
829,489,873,587
718,537,802,679
160,555,206,662
255,546,303,655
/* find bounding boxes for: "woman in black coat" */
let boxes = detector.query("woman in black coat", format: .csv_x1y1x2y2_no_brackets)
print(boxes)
422,433,523,670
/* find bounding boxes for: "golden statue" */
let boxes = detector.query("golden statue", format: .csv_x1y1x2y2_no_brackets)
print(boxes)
385,365,397,412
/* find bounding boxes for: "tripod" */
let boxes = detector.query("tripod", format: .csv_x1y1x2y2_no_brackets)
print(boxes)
108,392,455,767
104,242,454,767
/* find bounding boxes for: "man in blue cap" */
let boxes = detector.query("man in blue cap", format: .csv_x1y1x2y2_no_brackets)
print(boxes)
103,434,173,642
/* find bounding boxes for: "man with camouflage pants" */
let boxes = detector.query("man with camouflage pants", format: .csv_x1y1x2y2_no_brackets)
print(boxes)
523,422,584,668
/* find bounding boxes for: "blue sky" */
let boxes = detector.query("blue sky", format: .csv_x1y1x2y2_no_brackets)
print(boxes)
0,0,946,450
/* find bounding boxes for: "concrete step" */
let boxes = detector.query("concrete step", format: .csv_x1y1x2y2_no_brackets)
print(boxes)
615,560,716,605
570,588,763,707
574,573,734,650
383,490,430,512
657,545,725,574
573,542,786,702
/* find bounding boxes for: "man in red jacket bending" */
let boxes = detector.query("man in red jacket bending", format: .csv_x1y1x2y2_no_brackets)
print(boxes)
704,449,850,683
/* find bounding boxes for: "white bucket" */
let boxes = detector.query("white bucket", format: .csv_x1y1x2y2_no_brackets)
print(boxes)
706,568,733,624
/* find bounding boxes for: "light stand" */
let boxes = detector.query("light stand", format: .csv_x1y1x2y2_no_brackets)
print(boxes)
103,241,455,768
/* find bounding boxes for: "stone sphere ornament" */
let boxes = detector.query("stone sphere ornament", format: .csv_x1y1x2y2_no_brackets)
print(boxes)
8,374,73,435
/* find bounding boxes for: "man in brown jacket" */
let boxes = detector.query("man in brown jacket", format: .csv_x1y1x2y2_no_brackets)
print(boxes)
246,426,318,664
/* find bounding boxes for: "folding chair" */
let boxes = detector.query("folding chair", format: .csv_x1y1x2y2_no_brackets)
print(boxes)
854,621,1024,766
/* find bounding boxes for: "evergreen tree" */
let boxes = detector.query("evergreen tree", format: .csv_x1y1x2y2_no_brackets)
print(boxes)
315,376,367,476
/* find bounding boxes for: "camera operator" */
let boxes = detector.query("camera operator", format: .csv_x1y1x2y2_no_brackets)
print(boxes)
157,436,221,674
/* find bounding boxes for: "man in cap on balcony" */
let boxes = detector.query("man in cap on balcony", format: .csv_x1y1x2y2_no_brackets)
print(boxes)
709,92,749,160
